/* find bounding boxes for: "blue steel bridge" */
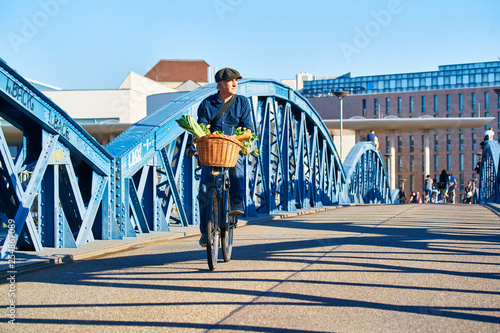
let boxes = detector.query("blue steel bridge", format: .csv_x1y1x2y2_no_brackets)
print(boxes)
0,59,498,257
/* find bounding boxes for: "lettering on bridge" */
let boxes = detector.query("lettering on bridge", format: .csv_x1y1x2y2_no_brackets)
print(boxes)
5,78,35,111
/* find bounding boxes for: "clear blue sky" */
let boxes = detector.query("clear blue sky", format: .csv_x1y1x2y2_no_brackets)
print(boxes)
1,0,499,90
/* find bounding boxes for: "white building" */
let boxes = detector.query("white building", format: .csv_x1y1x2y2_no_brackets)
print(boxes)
43,72,177,124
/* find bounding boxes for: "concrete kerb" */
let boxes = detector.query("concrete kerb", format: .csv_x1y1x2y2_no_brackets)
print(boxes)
0,204,351,279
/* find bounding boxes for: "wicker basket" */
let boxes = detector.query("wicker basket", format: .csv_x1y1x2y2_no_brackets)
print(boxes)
196,133,242,167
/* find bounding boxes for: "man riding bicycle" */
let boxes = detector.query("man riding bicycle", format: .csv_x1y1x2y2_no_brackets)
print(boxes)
189,68,254,247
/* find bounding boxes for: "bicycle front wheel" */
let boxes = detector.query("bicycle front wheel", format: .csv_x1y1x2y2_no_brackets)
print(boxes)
221,215,234,262
206,188,220,271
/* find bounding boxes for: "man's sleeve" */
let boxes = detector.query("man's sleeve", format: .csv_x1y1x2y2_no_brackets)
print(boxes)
197,100,209,125
239,96,254,132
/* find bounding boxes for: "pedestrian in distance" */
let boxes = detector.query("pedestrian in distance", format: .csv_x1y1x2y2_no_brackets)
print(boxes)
481,127,494,149
409,191,421,204
463,181,474,204
398,187,406,204
448,173,457,204
484,126,494,141
367,129,379,150
424,175,433,203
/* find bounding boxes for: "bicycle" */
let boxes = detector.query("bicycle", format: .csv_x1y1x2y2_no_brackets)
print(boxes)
205,165,237,271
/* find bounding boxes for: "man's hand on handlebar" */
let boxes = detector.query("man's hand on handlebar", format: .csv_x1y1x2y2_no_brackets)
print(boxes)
187,142,197,157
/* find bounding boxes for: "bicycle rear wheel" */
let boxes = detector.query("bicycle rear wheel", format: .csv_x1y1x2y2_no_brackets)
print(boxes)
206,188,219,271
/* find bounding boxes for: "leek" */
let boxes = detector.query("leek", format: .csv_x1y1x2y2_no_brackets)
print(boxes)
175,115,206,138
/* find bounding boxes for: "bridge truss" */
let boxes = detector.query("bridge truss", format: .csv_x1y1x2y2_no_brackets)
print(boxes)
478,140,500,204
0,60,393,255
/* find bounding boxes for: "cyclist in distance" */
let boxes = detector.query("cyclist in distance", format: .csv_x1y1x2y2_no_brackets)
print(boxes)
188,68,254,247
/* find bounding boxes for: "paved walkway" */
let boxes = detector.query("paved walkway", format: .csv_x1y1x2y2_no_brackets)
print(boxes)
1,204,500,332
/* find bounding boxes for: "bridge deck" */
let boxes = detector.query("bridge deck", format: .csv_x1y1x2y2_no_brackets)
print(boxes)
1,204,500,331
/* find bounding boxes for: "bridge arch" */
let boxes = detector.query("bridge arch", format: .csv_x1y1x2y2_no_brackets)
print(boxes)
342,142,392,204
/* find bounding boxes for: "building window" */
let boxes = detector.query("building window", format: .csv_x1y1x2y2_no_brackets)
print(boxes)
472,133,477,150
421,135,424,153
472,154,477,171
422,96,426,113
409,96,414,113
398,156,402,172
447,154,451,171
434,135,439,151
434,95,438,112
446,94,451,111
485,92,489,109
410,175,414,192
386,136,390,154
498,93,500,109
447,134,451,151
460,154,464,171
398,97,402,114
374,98,379,115
459,93,463,111
434,154,439,172
460,174,464,192
410,135,414,153
362,99,367,116
398,136,402,153
459,134,464,151
472,92,476,110
485,112,490,129
386,98,390,114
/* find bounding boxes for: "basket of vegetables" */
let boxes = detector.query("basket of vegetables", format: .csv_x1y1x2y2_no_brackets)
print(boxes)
176,115,259,168
196,133,242,167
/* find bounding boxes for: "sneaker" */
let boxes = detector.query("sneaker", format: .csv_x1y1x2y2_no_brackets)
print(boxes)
231,202,244,216
199,234,207,247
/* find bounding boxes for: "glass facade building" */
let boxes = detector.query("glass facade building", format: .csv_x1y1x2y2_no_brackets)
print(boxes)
302,61,500,97
307,60,500,201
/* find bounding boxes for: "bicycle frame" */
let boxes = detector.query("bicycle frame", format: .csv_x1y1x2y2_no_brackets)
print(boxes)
206,166,234,270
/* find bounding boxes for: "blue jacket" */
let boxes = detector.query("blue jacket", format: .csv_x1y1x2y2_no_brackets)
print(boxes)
197,93,254,135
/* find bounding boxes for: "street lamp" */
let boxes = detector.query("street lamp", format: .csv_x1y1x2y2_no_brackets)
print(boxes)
333,91,350,160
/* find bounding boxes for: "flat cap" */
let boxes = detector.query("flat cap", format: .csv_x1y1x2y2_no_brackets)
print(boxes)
215,68,242,82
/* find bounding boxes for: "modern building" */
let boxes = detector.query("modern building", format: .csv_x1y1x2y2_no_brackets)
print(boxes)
281,72,338,91
306,61,500,201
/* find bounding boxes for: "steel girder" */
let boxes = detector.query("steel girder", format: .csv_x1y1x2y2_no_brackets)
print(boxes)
478,140,500,203
342,142,392,204
0,59,114,258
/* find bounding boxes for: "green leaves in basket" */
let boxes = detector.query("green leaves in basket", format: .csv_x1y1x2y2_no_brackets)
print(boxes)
234,127,260,157
175,115,206,138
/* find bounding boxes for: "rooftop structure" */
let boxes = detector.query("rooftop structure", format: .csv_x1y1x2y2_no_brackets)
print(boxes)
303,61,500,97
145,59,210,90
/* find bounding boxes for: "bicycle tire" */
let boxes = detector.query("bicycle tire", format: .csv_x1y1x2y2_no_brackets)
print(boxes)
221,215,234,262
206,188,219,271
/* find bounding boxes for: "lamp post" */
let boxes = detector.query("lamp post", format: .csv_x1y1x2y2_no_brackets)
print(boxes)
333,91,350,160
